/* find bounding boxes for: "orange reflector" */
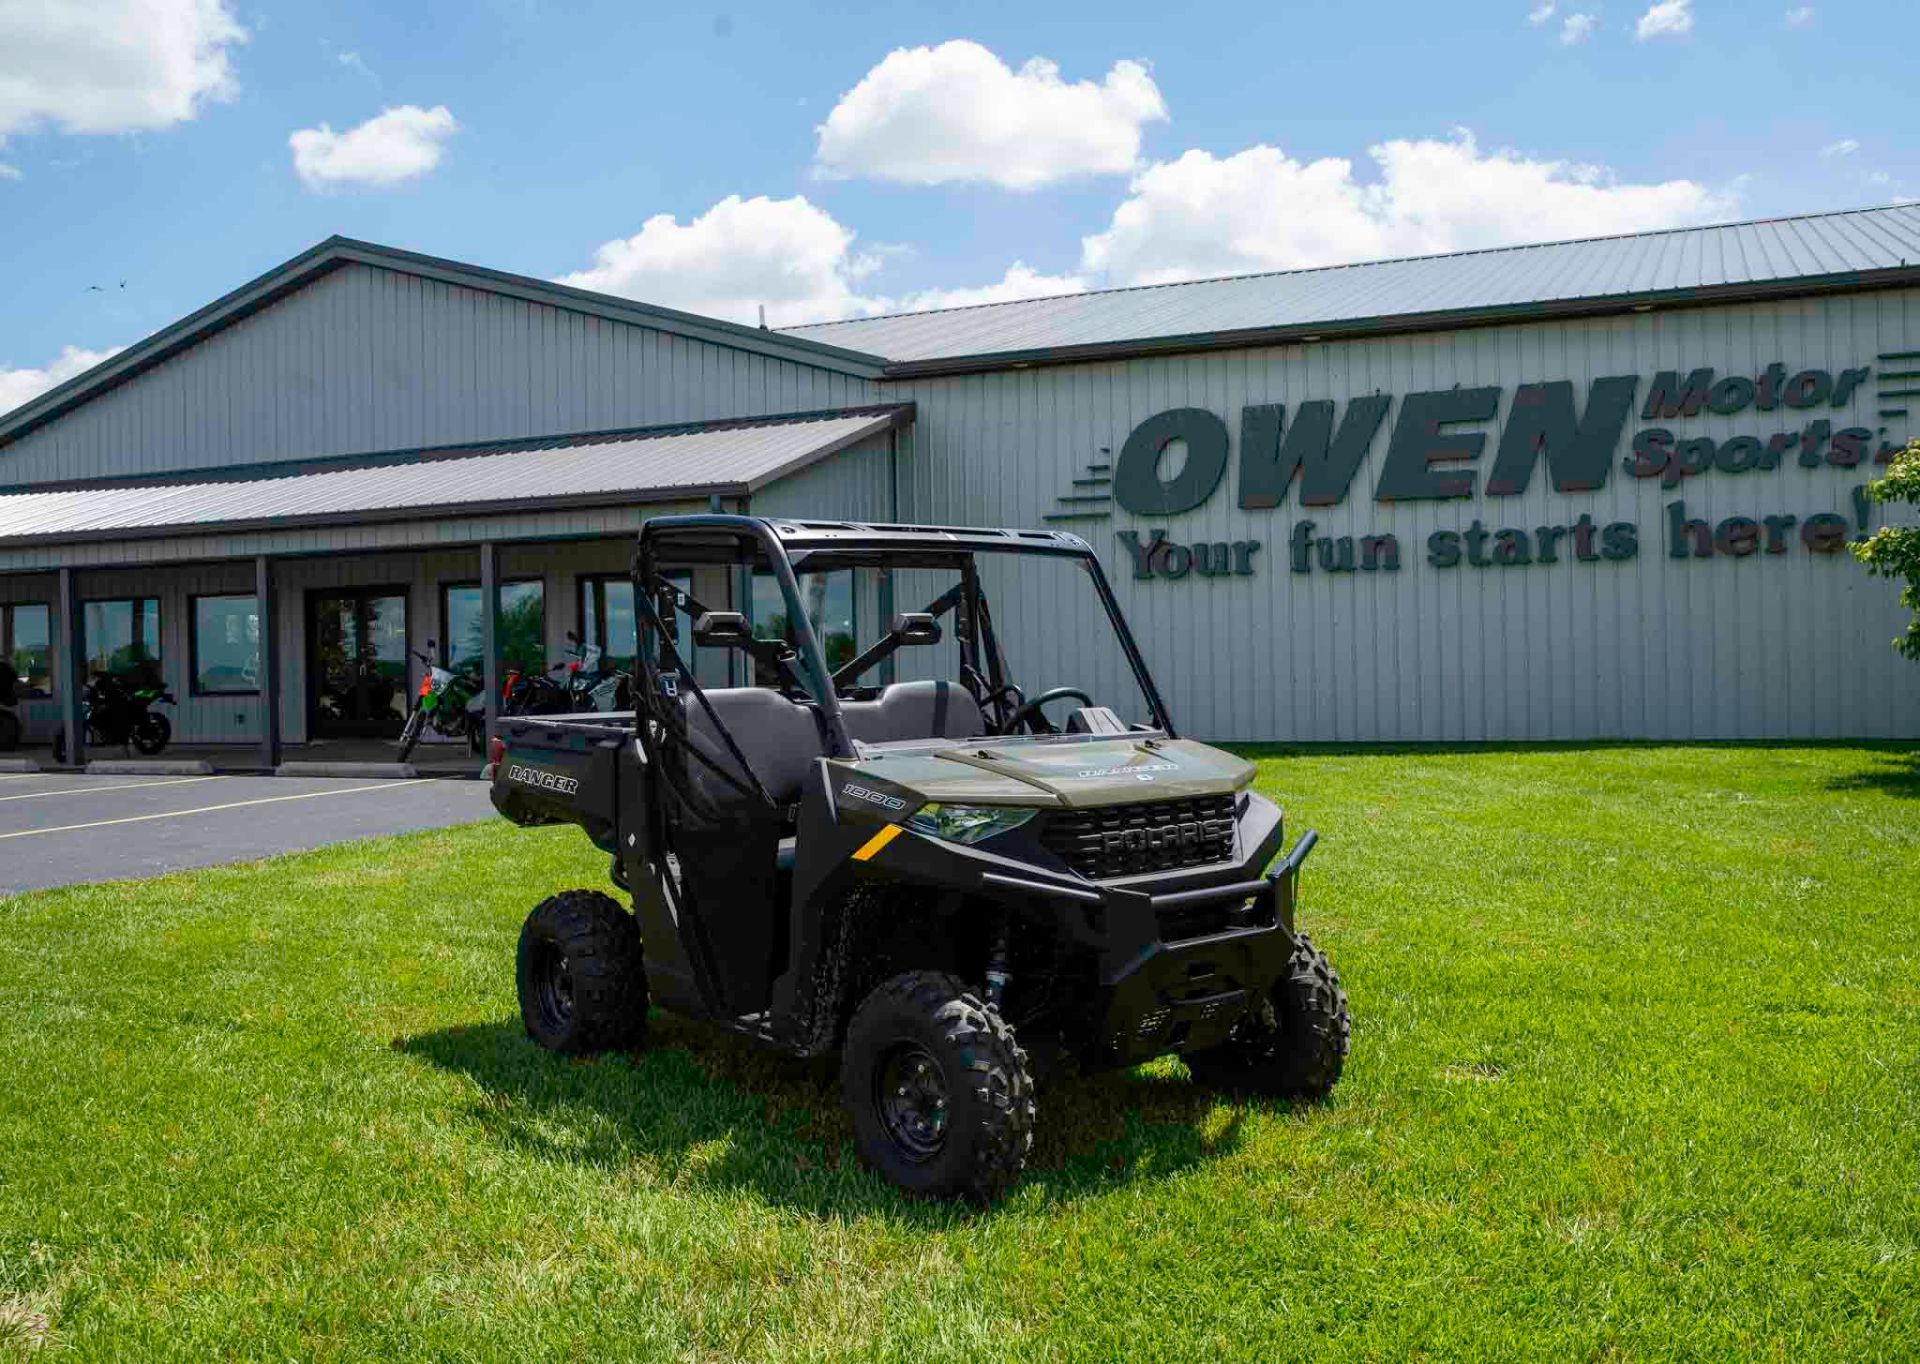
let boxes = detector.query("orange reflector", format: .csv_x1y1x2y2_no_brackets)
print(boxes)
852,823,904,862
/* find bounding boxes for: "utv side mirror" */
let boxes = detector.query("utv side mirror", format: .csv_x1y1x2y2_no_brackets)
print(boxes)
692,611,751,646
889,612,942,646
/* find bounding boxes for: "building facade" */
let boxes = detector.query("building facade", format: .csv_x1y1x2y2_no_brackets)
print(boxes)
3,207,1917,758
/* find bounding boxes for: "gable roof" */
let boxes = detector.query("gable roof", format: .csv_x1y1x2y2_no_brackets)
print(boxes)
0,236,888,451
783,203,1920,375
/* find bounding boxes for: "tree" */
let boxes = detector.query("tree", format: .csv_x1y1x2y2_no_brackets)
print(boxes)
1852,439,1920,661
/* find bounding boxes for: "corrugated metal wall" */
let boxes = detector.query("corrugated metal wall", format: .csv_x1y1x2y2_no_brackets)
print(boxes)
887,289,1920,741
0,261,879,487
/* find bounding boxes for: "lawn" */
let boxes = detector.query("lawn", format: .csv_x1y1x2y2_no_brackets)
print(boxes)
2,745,1918,1361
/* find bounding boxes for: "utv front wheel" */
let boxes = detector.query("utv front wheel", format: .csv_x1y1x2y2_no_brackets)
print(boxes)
1188,932,1350,1100
516,890,648,1054
841,971,1035,1203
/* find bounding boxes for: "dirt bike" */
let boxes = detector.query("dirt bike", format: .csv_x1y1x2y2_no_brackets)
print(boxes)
396,642,485,761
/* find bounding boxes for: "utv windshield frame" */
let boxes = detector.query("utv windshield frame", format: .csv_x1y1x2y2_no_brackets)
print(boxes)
630,516,1177,761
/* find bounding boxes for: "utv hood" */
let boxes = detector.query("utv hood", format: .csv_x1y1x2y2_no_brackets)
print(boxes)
832,736,1255,811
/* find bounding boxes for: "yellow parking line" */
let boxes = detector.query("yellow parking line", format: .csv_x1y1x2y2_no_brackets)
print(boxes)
0,775,226,803
0,780,420,841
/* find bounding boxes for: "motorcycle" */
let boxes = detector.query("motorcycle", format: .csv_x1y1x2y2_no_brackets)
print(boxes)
0,659,20,751
53,669,176,761
396,641,485,761
501,635,627,716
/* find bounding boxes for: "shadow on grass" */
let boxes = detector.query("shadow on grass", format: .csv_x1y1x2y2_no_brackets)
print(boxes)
1822,750,1920,798
400,1014,1268,1219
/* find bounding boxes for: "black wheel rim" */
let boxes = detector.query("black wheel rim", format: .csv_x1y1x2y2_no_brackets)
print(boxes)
528,939,575,1032
873,1042,950,1162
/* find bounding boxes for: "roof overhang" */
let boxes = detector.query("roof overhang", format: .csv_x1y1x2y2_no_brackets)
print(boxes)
0,405,910,553
870,264,1920,379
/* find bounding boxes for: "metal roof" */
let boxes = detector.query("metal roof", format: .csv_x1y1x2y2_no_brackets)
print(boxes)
0,236,887,451
784,204,1920,374
0,407,907,548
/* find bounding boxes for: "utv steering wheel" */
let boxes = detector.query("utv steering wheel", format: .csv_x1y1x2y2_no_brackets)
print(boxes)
1005,686,1095,734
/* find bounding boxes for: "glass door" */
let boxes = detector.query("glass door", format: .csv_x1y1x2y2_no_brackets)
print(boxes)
308,590,409,738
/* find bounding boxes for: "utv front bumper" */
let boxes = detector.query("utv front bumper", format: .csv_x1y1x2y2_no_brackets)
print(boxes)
858,791,1318,1068
1086,829,1317,1065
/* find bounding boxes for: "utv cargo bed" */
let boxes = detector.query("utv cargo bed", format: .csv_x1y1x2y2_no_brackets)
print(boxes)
490,713,638,850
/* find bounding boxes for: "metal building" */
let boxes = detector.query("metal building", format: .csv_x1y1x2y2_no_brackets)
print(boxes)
3,205,1917,761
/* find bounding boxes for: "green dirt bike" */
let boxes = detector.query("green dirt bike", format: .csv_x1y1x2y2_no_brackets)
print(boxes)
396,642,485,762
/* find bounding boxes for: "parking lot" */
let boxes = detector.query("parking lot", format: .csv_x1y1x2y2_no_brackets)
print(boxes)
0,771,494,894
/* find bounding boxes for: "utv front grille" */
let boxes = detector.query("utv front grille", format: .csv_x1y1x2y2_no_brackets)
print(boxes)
1040,794,1238,881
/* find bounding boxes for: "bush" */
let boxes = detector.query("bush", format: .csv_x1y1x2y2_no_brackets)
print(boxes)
1852,439,1920,660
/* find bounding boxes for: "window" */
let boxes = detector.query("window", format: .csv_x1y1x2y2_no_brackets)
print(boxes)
2,604,51,696
83,598,161,681
191,595,260,694
442,580,544,675
751,569,858,671
579,575,637,670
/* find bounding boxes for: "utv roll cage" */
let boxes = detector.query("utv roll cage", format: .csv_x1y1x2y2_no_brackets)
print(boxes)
627,516,1178,786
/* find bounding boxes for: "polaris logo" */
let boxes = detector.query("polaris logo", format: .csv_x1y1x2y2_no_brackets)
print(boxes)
1071,761,1179,779
508,764,578,796
842,782,907,811
1100,818,1233,855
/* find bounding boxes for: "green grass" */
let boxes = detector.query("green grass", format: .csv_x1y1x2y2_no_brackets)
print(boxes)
3,745,1918,1361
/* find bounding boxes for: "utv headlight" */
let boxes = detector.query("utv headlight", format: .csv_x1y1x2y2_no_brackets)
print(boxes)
908,803,1038,845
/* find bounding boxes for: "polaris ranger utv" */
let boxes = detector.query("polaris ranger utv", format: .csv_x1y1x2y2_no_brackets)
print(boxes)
489,516,1348,1202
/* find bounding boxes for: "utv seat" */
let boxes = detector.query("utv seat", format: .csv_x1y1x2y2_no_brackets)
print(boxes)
671,687,826,1016
678,686,826,811
837,680,985,746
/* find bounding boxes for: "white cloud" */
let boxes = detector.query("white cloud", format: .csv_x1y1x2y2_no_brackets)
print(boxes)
898,263,1085,313
1079,132,1733,287
0,345,123,417
1784,6,1815,25
558,194,890,327
0,162,20,180
1527,1,1556,23
289,104,457,190
1822,138,1859,157
1561,13,1598,43
813,40,1167,189
0,0,245,138
1635,0,1693,39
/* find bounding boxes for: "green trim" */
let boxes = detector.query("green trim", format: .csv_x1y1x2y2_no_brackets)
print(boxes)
1875,350,1920,361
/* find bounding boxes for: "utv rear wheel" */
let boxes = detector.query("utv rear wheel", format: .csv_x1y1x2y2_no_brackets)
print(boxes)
1188,933,1349,1100
516,890,648,1054
841,971,1034,1203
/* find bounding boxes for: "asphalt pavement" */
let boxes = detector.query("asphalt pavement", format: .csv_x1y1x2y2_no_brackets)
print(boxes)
0,772,494,895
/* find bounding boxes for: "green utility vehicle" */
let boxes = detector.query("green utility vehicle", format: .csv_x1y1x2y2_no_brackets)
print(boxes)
489,517,1347,1202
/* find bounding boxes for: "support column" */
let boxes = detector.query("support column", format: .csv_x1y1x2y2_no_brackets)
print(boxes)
56,566,84,768
479,540,498,744
255,555,280,771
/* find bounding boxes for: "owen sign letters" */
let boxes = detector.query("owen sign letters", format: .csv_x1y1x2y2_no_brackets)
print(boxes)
1100,360,1904,582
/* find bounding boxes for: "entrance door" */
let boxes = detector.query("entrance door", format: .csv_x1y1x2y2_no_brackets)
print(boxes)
308,590,409,738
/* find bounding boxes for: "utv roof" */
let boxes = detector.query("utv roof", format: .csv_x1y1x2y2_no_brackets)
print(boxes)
644,515,1099,558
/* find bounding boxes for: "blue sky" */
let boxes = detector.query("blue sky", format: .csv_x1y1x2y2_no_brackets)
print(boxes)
1,0,1914,408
